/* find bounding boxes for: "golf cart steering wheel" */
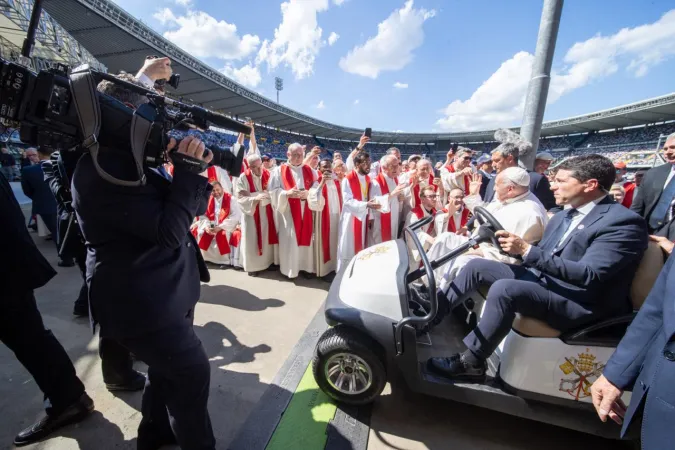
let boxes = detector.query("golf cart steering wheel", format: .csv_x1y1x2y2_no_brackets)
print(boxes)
473,206,508,255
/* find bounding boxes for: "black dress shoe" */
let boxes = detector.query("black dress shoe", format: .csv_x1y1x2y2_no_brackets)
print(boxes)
427,354,486,382
14,393,94,446
72,303,89,318
105,370,146,392
137,431,178,450
57,259,75,267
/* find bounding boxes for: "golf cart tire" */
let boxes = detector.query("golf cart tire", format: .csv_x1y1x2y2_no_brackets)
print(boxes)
312,326,387,406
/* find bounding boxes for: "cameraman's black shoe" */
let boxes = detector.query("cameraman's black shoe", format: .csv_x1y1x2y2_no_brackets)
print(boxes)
14,394,94,446
105,370,146,392
58,259,75,267
73,303,89,318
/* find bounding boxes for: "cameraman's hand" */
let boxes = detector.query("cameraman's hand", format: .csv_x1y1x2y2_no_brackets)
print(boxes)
137,57,172,83
172,136,213,175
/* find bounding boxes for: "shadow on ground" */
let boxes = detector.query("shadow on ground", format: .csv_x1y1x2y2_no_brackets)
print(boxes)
199,283,285,311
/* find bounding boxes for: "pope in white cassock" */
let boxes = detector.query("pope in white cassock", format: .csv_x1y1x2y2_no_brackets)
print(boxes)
235,153,279,274
308,159,343,278
336,151,386,272
426,167,549,293
269,143,321,278
368,154,406,245
191,181,242,267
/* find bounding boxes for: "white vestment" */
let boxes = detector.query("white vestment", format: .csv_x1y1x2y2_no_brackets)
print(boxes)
368,174,402,246
236,173,279,272
194,195,242,266
439,165,470,194
427,191,549,292
336,173,375,272
308,179,342,277
405,207,437,271
269,164,320,278
433,210,467,235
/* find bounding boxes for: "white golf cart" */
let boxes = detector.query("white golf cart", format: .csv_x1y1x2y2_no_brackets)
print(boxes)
312,207,664,439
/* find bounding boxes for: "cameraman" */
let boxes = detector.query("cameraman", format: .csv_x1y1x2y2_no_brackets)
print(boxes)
71,71,216,448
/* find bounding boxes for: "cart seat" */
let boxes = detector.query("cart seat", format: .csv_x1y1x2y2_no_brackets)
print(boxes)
512,241,665,338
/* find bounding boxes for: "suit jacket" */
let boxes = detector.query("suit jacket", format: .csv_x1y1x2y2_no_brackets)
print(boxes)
72,150,211,338
603,255,675,448
21,163,57,216
523,196,648,318
0,172,56,296
478,170,491,200
630,163,674,232
483,170,556,211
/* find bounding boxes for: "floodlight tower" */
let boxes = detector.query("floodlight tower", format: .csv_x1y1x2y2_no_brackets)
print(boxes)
275,77,283,104
520,0,564,170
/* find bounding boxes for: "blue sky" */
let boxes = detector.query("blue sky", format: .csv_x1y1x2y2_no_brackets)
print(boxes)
110,0,675,133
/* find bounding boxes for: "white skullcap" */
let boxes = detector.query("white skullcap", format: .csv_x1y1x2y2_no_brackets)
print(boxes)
501,167,530,187
535,151,554,161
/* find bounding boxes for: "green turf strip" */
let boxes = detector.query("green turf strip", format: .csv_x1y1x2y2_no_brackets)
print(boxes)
266,364,337,450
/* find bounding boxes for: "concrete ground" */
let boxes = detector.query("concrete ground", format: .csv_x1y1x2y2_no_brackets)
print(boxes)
0,223,328,450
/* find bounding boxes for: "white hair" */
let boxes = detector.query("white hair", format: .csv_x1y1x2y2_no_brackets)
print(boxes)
666,132,675,142
246,153,261,165
288,142,303,153
417,158,432,168
380,154,397,169
500,167,530,188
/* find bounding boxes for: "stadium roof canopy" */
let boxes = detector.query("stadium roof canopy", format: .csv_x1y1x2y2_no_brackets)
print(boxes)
40,0,675,144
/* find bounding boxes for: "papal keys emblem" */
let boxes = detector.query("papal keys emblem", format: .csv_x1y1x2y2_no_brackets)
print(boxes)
558,349,605,400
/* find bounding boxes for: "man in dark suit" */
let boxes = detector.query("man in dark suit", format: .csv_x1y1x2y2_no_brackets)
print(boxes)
72,134,216,449
630,132,675,242
482,141,557,210
20,148,73,266
590,251,675,449
475,154,493,199
0,172,94,446
417,154,648,380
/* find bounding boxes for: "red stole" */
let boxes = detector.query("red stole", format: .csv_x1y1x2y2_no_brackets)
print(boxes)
280,164,315,247
412,174,437,207
443,208,471,232
317,173,343,263
197,194,232,255
375,173,398,242
346,170,370,253
244,169,278,255
447,164,470,193
622,181,635,208
411,205,436,235
206,166,219,184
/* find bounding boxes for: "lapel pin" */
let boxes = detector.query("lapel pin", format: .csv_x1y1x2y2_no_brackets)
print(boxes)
577,224,585,230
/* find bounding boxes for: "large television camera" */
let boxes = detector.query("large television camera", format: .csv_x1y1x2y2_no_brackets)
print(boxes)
0,58,251,185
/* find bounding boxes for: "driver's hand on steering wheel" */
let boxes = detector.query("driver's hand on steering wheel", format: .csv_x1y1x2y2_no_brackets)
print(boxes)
495,230,530,256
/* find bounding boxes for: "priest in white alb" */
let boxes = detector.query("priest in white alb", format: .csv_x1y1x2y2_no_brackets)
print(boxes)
236,153,279,275
434,188,472,235
368,154,406,245
336,151,384,272
424,167,549,292
269,143,320,278
308,159,343,279
439,147,474,195
191,181,242,267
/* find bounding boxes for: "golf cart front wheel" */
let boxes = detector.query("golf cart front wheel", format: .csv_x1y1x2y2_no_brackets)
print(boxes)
312,326,386,405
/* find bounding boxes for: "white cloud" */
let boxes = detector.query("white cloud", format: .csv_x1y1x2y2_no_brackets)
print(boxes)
175,0,192,7
353,99,360,105
393,82,408,89
436,9,675,131
220,63,262,88
339,0,435,79
256,0,331,80
156,9,260,60
316,100,325,109
327,32,340,46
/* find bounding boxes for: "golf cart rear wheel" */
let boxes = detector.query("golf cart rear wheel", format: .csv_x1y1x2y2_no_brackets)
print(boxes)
312,326,386,405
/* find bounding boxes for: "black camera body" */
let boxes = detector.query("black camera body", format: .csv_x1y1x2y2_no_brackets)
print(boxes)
0,58,249,180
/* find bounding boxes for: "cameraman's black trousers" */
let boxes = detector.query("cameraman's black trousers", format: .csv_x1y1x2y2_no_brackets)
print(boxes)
0,290,85,416
118,313,215,450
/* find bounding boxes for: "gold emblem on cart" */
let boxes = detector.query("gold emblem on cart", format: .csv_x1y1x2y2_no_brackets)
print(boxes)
558,349,605,401
357,243,391,261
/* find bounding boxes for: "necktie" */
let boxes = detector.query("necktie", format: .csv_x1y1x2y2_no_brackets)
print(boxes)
542,208,579,253
649,175,675,231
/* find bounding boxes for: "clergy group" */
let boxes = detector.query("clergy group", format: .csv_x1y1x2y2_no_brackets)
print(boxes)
183,124,560,283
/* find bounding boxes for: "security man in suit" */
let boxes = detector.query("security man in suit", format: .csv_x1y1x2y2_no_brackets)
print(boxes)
0,172,94,446
72,132,216,449
417,154,648,380
630,132,675,244
591,250,675,449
